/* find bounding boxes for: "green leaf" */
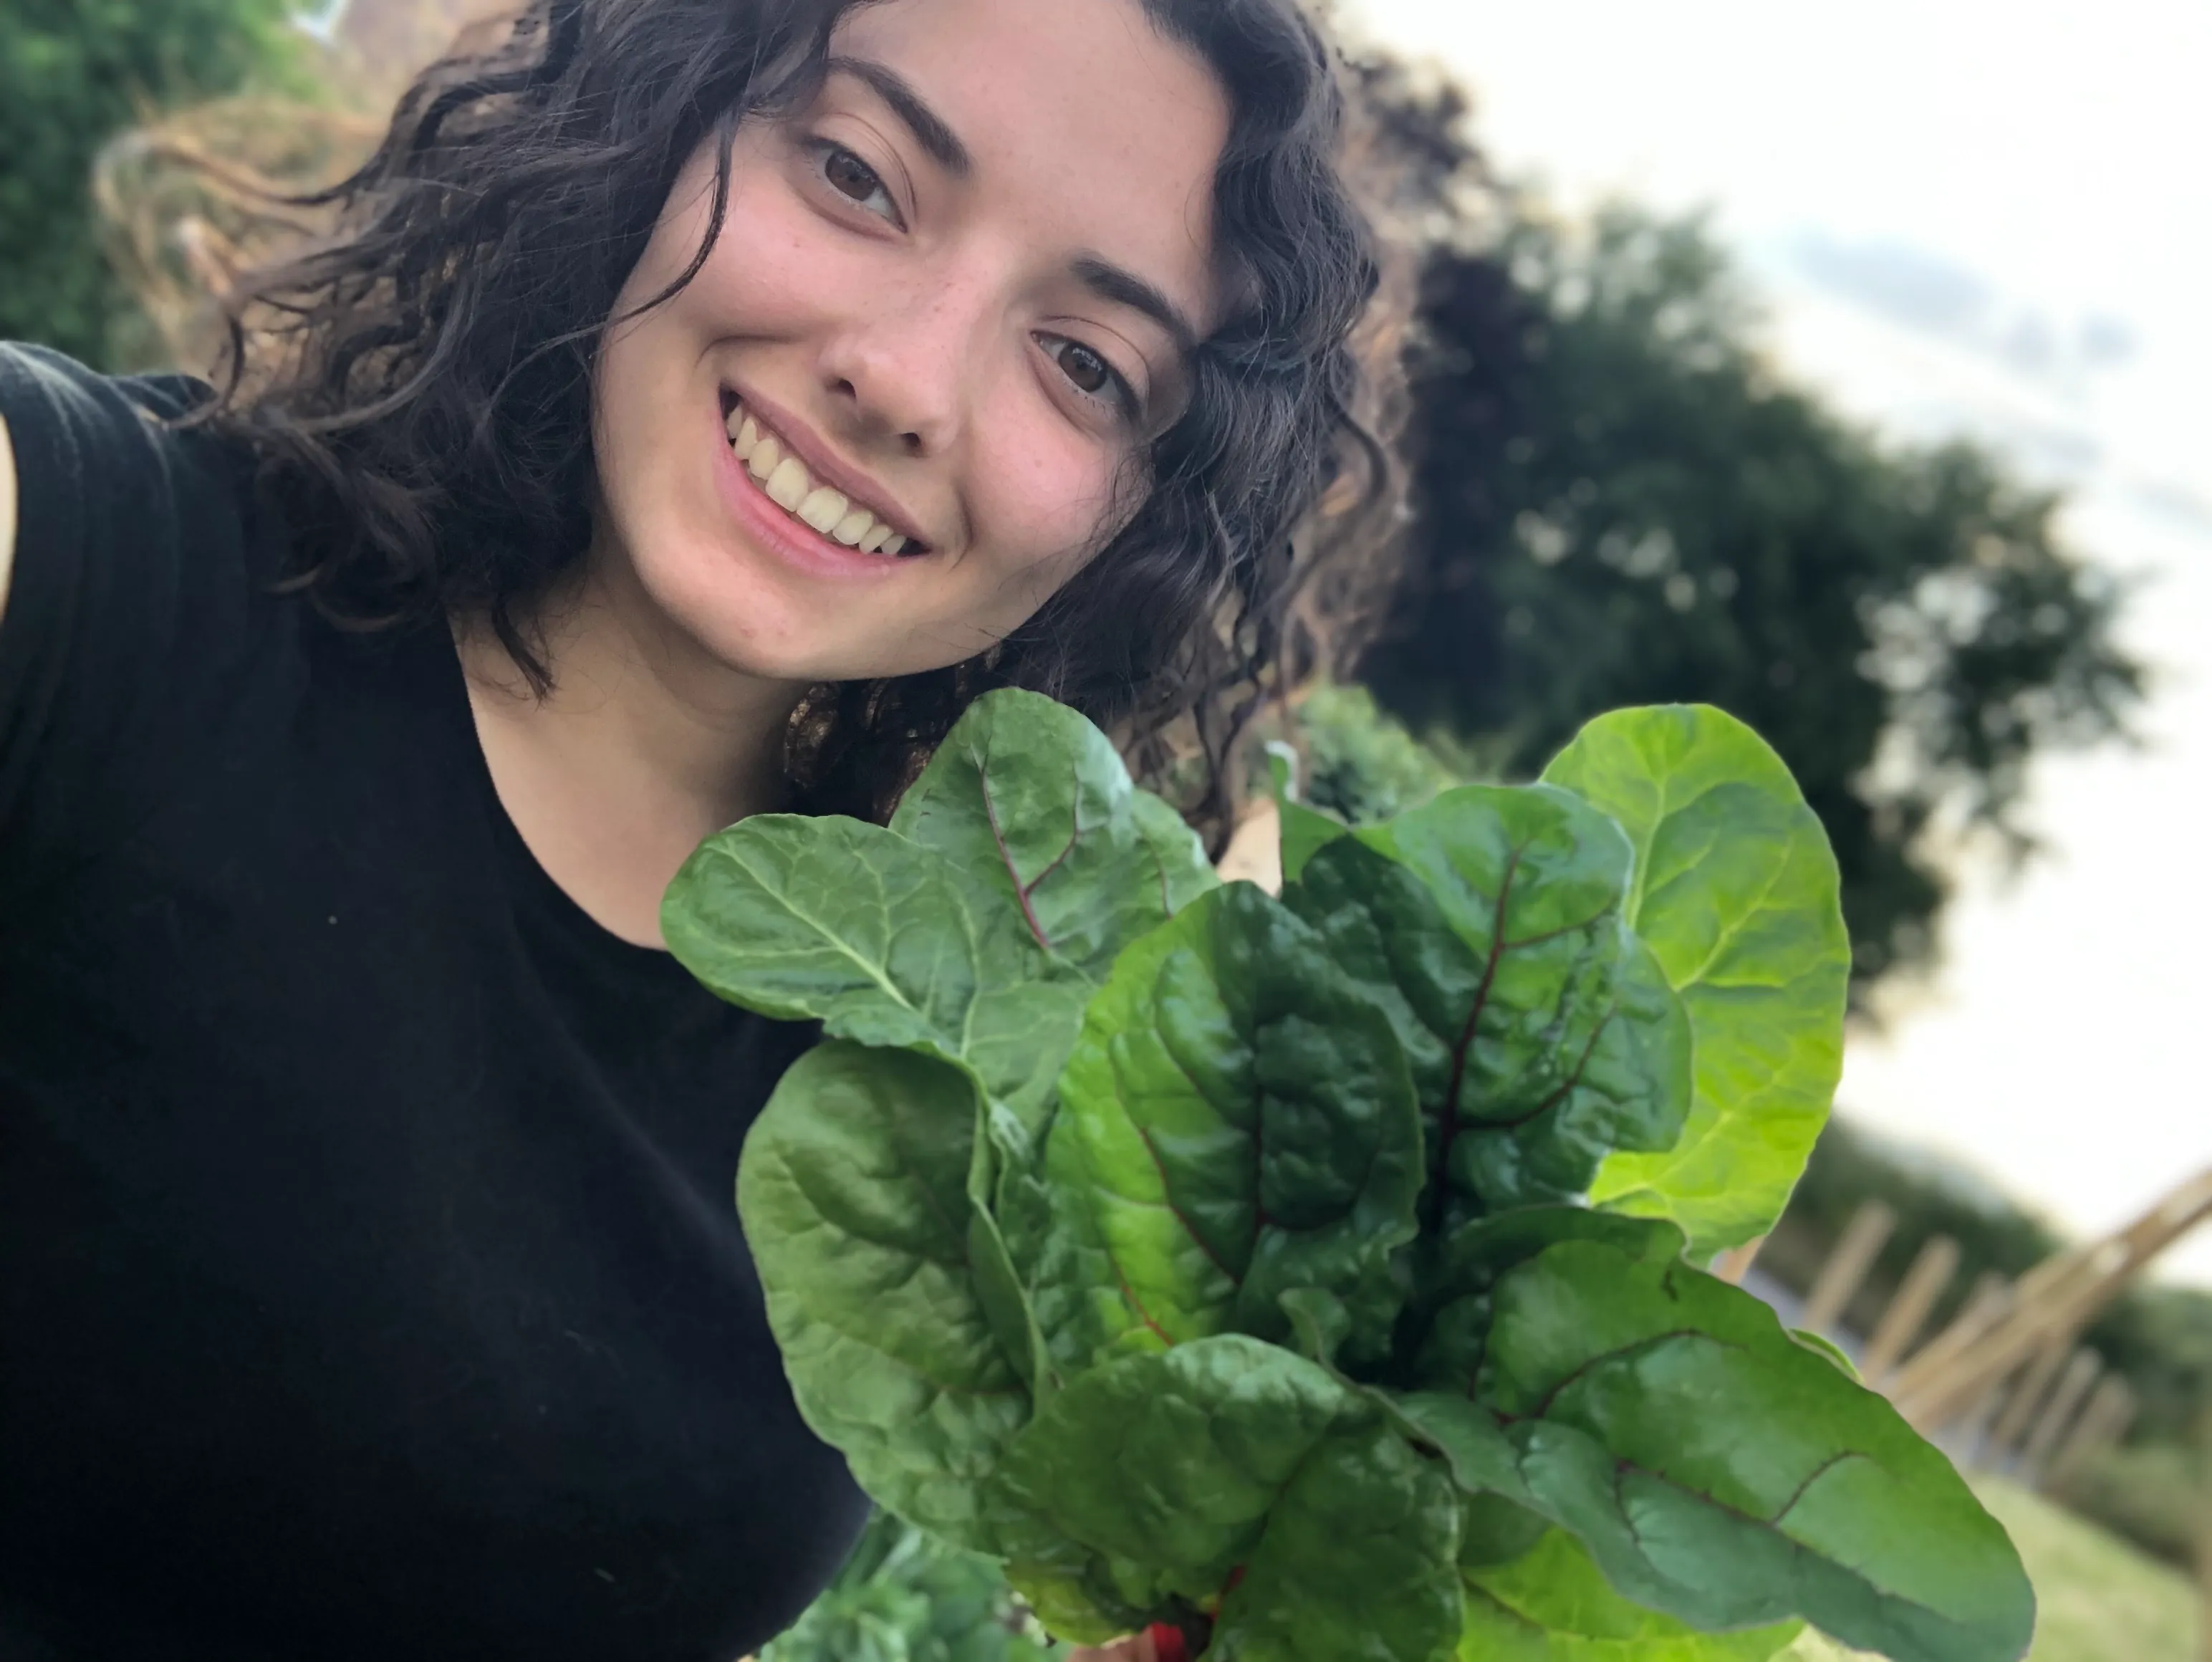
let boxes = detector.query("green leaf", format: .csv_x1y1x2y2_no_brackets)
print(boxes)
1284,788,1688,1223
1460,1531,1802,1662
890,687,1218,980
967,1095,1069,1403
1407,1209,1688,1392
769,1512,1073,1662
1133,790,1226,918
1463,1223,2034,1662
1000,1335,1350,1606
1279,799,1352,887
1541,706,1850,1256
1277,1287,1354,1370
1790,1330,1860,1379
988,1108,1077,1397
1042,883,1425,1365
669,691,1209,1131
1457,1492,1556,1573
970,1182,1051,1399
1267,740,1352,885
665,815,1089,1126
736,1044,1036,1556
1004,1550,1157,1649
1004,1336,1464,1662
1276,1285,1562,1582
1370,1388,1533,1506
1209,1418,1465,1662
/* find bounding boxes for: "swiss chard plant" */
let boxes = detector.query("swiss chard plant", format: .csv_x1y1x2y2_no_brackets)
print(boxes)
764,1510,1069,1662
665,691,2034,1662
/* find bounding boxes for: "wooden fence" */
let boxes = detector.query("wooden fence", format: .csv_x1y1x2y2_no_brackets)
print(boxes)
1780,1168,2211,1484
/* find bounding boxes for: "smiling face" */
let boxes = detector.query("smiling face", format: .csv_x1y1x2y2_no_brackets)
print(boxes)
588,0,1231,689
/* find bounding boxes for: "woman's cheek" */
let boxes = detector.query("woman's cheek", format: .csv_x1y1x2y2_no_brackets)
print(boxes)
639,133,826,325
685,195,818,322
986,413,1133,573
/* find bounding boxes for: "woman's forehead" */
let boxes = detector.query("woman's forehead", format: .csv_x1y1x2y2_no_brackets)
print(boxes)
827,0,1231,332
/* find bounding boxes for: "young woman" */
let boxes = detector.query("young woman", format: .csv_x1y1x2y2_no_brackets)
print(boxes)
0,0,1390,1655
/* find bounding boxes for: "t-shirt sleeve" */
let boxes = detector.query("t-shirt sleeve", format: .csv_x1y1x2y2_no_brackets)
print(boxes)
0,342,269,893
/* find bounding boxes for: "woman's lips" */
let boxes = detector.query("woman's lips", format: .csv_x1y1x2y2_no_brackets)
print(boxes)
708,398,924,583
725,400,917,556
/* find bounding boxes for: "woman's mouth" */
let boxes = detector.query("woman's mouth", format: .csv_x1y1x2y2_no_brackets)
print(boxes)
722,398,925,557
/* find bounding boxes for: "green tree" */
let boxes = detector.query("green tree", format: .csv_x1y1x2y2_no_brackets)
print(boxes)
0,0,301,366
1348,61,2143,986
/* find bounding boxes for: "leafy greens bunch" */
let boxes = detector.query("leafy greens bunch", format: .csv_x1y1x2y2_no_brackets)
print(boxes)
664,691,2034,1662
764,1511,1069,1662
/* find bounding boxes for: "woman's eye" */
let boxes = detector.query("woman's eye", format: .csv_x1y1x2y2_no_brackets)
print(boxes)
1047,337,1134,418
1056,341,1113,395
816,143,898,222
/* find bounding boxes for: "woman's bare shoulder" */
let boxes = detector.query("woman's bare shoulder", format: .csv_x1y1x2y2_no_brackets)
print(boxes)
0,408,16,627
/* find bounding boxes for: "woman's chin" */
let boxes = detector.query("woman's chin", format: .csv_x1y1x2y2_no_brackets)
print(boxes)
629,557,892,688
615,512,1005,692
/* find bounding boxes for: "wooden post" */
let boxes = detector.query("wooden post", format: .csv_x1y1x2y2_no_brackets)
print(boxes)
2201,1524,2211,1662
1986,1334,2076,1464
2198,1403,2212,1662
2044,1376,2135,1494
1713,1236,1766,1285
1954,1349,2026,1470
1890,1254,2078,1411
1895,1166,2212,1431
1799,1199,1897,1337
1897,1252,2090,1432
1862,1234,1961,1384
1895,1272,2011,1443
2019,1348,2103,1482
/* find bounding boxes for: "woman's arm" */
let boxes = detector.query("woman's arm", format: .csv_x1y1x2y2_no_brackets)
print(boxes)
0,410,16,626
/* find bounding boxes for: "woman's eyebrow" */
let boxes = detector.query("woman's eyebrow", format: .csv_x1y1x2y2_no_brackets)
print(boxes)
1072,255,1199,360
819,57,1200,362
824,56,973,178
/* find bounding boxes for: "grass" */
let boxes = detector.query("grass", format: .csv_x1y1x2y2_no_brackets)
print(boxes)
1784,1476,2200,1662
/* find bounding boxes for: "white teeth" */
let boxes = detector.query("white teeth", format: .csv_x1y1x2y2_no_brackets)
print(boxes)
728,400,917,555
764,457,811,511
798,486,849,533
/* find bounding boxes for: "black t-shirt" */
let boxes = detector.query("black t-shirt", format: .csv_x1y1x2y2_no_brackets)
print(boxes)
0,344,867,1661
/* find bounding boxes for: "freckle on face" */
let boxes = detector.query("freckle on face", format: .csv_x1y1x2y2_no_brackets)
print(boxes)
587,0,1229,691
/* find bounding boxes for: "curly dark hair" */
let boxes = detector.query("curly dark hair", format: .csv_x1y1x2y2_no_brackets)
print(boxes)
204,0,1401,837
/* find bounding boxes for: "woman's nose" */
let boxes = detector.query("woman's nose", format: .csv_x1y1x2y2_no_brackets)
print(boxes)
817,279,982,458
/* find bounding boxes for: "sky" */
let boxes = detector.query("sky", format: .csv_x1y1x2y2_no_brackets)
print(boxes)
1350,0,2212,1284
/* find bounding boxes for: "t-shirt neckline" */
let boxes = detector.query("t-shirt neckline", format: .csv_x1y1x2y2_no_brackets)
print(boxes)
428,624,690,973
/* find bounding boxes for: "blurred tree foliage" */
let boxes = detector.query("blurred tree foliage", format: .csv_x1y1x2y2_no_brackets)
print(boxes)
1292,683,1461,825
0,0,302,366
1347,59,2145,987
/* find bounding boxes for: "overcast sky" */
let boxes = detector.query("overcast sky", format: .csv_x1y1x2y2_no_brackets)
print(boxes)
1350,0,2212,1284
